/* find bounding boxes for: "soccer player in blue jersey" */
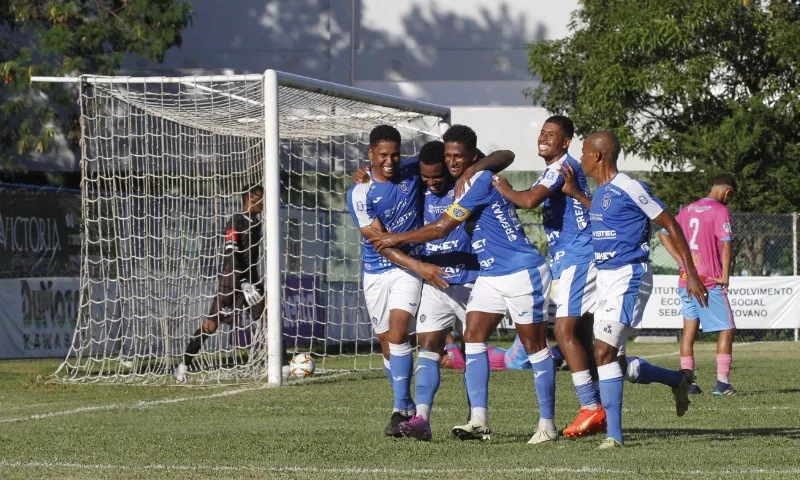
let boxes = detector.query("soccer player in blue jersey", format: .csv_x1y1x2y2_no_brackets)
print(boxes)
562,131,707,449
492,115,606,438
372,125,557,444
347,126,516,438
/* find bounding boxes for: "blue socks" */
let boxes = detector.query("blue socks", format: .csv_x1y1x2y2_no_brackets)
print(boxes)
626,356,682,388
573,370,601,408
528,347,556,420
389,342,415,413
464,342,490,423
414,349,441,421
598,362,624,443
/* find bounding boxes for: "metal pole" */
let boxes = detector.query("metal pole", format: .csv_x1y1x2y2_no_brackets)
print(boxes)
793,212,798,342
264,70,283,385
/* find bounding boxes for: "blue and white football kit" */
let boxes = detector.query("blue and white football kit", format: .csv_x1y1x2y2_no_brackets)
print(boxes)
590,172,688,445
346,156,424,417
533,154,597,320
346,157,424,336
590,172,663,348
416,186,480,335
446,170,555,431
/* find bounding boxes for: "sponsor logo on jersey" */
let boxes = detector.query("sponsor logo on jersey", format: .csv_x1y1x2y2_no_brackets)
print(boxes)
590,213,604,222
594,251,617,261
372,197,383,203
427,203,450,215
638,195,649,205
472,238,487,250
688,205,712,213
552,250,566,261
426,239,460,253
723,222,732,233
593,229,617,239
479,258,495,269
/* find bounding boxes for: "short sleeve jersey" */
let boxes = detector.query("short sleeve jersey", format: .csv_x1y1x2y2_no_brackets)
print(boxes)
590,173,665,270
674,198,733,288
422,185,479,285
531,154,594,278
445,170,546,276
346,157,424,274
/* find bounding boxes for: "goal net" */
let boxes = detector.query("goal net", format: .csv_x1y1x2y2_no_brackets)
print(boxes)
50,72,449,385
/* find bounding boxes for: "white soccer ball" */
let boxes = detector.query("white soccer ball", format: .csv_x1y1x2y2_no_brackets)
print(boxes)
289,353,316,378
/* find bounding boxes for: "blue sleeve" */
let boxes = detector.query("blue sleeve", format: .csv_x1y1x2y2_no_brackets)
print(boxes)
454,171,493,213
400,155,419,175
532,164,565,193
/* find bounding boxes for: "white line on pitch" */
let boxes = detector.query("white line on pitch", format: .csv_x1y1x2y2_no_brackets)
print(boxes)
2,460,800,477
0,371,357,425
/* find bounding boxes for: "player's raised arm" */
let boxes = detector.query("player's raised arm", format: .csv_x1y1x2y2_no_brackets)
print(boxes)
492,176,551,210
372,170,492,251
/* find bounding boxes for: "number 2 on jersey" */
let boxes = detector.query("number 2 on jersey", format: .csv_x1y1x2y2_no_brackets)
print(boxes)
688,217,700,250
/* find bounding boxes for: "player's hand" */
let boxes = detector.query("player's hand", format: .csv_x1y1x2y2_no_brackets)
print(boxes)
559,164,581,198
455,165,477,198
684,272,709,308
491,174,512,195
240,282,263,306
370,232,399,252
416,262,449,289
352,165,371,184
707,276,729,291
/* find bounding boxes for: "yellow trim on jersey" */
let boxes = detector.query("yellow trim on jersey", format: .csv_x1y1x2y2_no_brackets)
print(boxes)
446,203,471,222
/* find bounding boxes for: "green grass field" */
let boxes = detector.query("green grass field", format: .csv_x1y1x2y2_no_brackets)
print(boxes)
1,341,799,479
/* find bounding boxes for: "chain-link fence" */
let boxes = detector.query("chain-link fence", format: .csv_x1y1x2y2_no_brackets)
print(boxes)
523,212,800,343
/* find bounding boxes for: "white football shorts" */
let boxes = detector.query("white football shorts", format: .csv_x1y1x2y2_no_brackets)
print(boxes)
467,264,551,325
416,281,472,334
362,267,423,335
593,262,653,350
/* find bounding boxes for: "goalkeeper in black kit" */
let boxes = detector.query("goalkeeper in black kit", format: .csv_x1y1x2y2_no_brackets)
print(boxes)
175,185,266,383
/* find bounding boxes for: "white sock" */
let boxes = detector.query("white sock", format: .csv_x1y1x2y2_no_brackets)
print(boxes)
416,404,431,421
539,417,557,432
718,374,730,384
471,407,488,425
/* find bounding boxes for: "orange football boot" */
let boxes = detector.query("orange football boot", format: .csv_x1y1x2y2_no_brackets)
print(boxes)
562,407,607,438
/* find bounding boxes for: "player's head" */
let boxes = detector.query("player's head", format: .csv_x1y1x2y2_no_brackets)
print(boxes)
443,124,478,178
580,131,620,179
368,125,402,180
418,140,451,195
243,185,264,214
712,172,737,205
538,115,574,162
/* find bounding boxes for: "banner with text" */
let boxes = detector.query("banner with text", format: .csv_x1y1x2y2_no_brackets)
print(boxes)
0,186,82,278
0,277,79,359
643,275,800,330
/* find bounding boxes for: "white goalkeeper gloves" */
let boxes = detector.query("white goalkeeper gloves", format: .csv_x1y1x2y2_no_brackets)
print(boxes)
240,282,263,306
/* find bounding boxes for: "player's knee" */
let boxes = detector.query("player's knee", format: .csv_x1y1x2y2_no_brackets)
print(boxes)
554,319,577,343
593,342,615,365
417,333,444,353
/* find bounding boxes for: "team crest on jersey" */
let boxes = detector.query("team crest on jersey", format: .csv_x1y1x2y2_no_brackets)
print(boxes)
448,189,455,199
601,194,612,210
399,180,409,193
419,314,426,323
638,195,649,205
723,222,732,233
356,200,365,212
371,316,378,325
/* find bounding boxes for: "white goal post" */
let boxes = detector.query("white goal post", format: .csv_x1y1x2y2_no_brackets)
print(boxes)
32,70,450,386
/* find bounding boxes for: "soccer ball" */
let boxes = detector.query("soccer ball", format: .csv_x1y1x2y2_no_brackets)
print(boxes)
289,353,316,378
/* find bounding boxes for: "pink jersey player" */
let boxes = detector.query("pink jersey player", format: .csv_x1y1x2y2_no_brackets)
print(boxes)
675,198,733,289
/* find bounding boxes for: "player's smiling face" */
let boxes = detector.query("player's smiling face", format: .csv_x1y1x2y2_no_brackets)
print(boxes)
444,141,475,178
538,122,569,161
420,161,451,195
368,140,401,180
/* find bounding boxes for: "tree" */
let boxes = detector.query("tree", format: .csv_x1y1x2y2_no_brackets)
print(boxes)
526,0,800,215
0,0,193,180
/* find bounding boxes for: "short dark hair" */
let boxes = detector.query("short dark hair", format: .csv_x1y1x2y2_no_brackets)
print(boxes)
713,173,737,191
243,184,264,202
419,140,445,166
544,115,575,139
369,124,401,147
442,124,477,152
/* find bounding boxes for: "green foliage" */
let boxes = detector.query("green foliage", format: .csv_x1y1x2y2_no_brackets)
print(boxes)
0,0,193,174
527,0,800,214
